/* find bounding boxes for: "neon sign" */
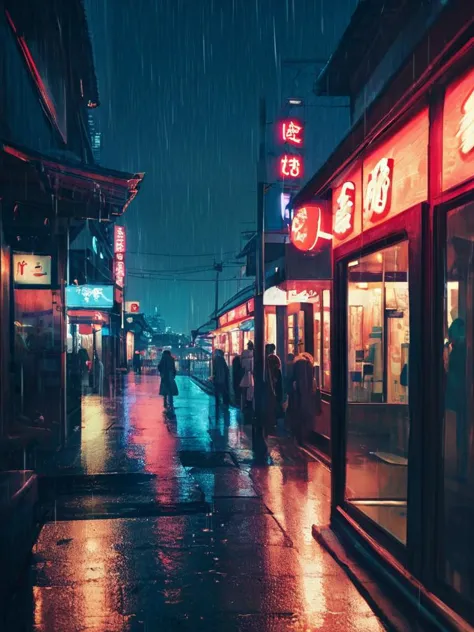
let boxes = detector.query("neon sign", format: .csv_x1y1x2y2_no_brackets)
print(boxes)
66,285,114,309
114,225,126,287
281,120,303,146
334,181,355,239
457,89,474,156
279,155,303,179
114,225,126,253
291,205,332,252
363,158,393,224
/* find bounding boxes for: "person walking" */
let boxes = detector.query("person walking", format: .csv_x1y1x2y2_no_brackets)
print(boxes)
232,354,243,406
264,349,283,432
240,340,254,409
158,350,178,412
133,350,142,375
213,349,230,407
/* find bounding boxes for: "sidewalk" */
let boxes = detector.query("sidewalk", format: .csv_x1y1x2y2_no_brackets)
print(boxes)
8,374,386,631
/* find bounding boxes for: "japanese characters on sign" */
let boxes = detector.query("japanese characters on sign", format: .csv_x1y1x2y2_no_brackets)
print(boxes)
363,158,394,224
277,118,304,183
443,68,474,191
457,89,474,156
279,155,303,179
13,254,52,286
290,205,332,253
66,285,114,310
114,225,126,288
333,181,356,239
114,225,126,254
280,120,303,146
218,300,253,329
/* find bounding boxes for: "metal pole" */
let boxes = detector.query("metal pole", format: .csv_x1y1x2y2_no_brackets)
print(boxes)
253,97,267,458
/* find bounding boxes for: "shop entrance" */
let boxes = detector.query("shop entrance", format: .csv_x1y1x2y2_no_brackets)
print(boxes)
345,240,410,544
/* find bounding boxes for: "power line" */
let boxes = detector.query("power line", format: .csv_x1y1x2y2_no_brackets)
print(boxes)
127,250,237,258
128,274,241,282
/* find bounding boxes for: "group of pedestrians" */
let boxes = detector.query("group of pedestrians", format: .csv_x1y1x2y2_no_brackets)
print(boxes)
210,341,320,438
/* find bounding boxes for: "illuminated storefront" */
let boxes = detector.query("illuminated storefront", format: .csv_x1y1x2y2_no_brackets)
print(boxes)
294,36,474,630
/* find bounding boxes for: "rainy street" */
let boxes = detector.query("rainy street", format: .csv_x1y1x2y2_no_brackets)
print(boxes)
7,374,384,631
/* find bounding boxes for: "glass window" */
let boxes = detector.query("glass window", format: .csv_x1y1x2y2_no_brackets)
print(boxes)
440,201,474,602
265,312,277,349
345,241,410,545
313,295,322,387
322,289,331,391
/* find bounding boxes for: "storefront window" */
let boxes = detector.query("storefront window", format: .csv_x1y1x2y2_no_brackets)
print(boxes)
313,295,322,386
322,290,331,391
345,241,410,544
440,201,474,602
265,312,277,349
288,311,305,356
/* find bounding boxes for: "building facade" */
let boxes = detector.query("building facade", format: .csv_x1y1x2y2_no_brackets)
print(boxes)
293,1,474,628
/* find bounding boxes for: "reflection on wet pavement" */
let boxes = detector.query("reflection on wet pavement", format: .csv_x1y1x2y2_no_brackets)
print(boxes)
9,375,386,631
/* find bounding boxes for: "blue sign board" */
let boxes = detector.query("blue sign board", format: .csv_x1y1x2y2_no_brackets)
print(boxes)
66,285,114,310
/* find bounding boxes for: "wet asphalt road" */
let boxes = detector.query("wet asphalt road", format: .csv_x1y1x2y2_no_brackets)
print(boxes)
8,375,385,631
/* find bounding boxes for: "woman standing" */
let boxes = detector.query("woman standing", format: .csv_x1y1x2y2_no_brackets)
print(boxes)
239,340,254,409
158,350,178,412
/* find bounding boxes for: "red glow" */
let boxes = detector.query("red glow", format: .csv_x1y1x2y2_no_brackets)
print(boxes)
114,225,126,254
218,300,253,328
291,205,332,252
5,11,65,143
68,310,110,325
362,108,428,229
280,120,303,146
363,158,394,224
333,181,356,239
443,67,474,192
279,155,303,179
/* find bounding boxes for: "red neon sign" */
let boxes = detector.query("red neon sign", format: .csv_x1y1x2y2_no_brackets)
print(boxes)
247,298,255,314
363,158,394,224
114,225,126,254
280,120,303,146
218,301,252,328
291,205,332,252
279,155,303,179
333,181,355,239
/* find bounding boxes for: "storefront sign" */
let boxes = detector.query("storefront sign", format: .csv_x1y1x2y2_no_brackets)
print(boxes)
279,154,303,179
13,254,51,286
362,108,428,229
218,300,253,328
125,301,140,313
114,225,126,253
290,205,332,252
443,68,474,191
280,119,303,146
66,285,114,309
114,225,126,288
68,310,110,325
333,181,356,239
363,158,394,224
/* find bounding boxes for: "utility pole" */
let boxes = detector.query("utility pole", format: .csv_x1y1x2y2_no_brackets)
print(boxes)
253,97,267,459
213,261,223,322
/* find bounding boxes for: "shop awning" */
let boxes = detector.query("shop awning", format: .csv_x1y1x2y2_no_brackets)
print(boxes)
1,140,144,220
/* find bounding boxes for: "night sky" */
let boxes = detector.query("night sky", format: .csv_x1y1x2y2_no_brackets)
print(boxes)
85,0,357,333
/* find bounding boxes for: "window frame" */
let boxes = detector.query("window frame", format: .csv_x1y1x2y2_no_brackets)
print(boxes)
332,203,424,569
431,191,474,625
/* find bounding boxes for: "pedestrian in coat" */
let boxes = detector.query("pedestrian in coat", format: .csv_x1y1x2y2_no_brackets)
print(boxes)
232,354,243,405
158,350,178,411
265,350,283,431
213,349,230,407
291,352,315,443
240,340,254,408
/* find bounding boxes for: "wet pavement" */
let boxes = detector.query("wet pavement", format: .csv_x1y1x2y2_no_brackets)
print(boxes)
8,375,386,631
